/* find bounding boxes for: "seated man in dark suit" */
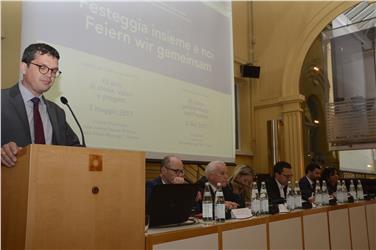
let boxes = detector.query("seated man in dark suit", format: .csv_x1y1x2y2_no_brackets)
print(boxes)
146,155,185,212
1,43,80,167
266,161,293,203
299,162,321,203
196,161,239,212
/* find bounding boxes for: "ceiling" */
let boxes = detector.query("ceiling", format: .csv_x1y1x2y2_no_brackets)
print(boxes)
332,1,376,29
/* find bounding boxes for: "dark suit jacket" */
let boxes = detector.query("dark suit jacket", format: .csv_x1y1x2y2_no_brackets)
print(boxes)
266,178,287,203
194,176,239,215
146,176,163,211
299,176,315,201
227,182,246,208
1,84,80,147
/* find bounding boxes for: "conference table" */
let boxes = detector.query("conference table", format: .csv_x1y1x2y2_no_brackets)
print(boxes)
145,200,376,250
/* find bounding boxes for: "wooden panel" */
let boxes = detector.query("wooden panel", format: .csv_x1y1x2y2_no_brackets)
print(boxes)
1,1,22,88
146,201,376,250
1,146,32,249
329,208,351,250
349,206,369,250
303,212,330,250
232,1,250,64
367,204,376,250
2,145,145,250
222,224,266,250
154,233,218,250
269,217,302,250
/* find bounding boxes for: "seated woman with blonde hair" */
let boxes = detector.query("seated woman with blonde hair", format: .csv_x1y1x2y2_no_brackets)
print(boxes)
228,165,254,208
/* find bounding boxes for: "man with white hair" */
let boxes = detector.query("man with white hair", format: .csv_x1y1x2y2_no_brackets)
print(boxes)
196,161,239,210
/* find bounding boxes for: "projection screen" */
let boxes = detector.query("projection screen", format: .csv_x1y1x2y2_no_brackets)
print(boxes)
21,1,235,162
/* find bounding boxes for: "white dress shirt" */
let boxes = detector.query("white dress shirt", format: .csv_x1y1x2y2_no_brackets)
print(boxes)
275,178,286,198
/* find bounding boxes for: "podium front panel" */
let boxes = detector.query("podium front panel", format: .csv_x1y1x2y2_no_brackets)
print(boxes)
2,145,145,250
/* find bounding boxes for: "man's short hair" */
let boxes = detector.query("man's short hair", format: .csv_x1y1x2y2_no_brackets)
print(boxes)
205,161,225,177
305,162,321,174
22,43,60,64
160,155,177,169
273,161,291,175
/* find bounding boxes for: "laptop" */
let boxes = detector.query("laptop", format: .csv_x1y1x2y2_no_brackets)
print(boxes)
149,184,197,228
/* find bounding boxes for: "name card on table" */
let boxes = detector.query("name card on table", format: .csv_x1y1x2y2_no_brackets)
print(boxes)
278,203,289,213
231,208,253,219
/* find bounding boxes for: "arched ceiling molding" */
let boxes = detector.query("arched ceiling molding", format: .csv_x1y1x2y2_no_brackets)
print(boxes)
282,1,356,98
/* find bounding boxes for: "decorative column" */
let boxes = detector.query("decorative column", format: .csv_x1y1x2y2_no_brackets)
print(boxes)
281,95,305,180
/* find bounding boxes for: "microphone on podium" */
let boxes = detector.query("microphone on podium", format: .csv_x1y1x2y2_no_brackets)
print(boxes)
60,96,86,147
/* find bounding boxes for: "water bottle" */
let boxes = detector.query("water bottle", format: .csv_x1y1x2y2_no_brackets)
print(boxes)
349,180,357,200
215,183,225,222
259,181,269,214
357,180,364,200
294,181,302,208
202,182,213,224
314,180,322,206
251,182,260,216
321,180,330,205
286,181,295,210
336,180,343,203
342,180,348,203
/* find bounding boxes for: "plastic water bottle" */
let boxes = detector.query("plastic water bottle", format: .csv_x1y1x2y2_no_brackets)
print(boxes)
286,181,295,210
251,182,260,216
215,183,225,222
357,180,364,200
314,180,322,206
342,180,348,203
294,181,302,208
336,180,343,203
202,183,213,224
349,180,357,200
321,180,330,205
259,181,269,214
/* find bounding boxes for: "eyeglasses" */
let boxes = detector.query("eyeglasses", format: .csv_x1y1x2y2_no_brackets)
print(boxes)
281,173,293,179
165,167,184,175
30,62,62,77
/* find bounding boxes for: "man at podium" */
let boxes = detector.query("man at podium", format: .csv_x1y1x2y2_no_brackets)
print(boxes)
1,43,80,167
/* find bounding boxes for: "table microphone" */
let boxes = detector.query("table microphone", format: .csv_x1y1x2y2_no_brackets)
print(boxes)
60,96,86,147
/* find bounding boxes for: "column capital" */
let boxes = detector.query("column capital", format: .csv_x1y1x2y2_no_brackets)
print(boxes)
255,94,305,110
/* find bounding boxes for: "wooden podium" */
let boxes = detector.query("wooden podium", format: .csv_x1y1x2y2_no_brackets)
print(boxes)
2,144,145,249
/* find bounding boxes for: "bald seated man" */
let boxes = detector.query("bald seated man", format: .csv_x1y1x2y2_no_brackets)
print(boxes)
196,161,239,211
146,155,186,210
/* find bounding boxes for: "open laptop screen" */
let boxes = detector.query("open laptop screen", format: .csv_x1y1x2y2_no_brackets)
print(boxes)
149,184,197,227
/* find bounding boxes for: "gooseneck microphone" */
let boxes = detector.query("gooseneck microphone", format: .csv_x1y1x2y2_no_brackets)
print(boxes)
60,96,86,147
